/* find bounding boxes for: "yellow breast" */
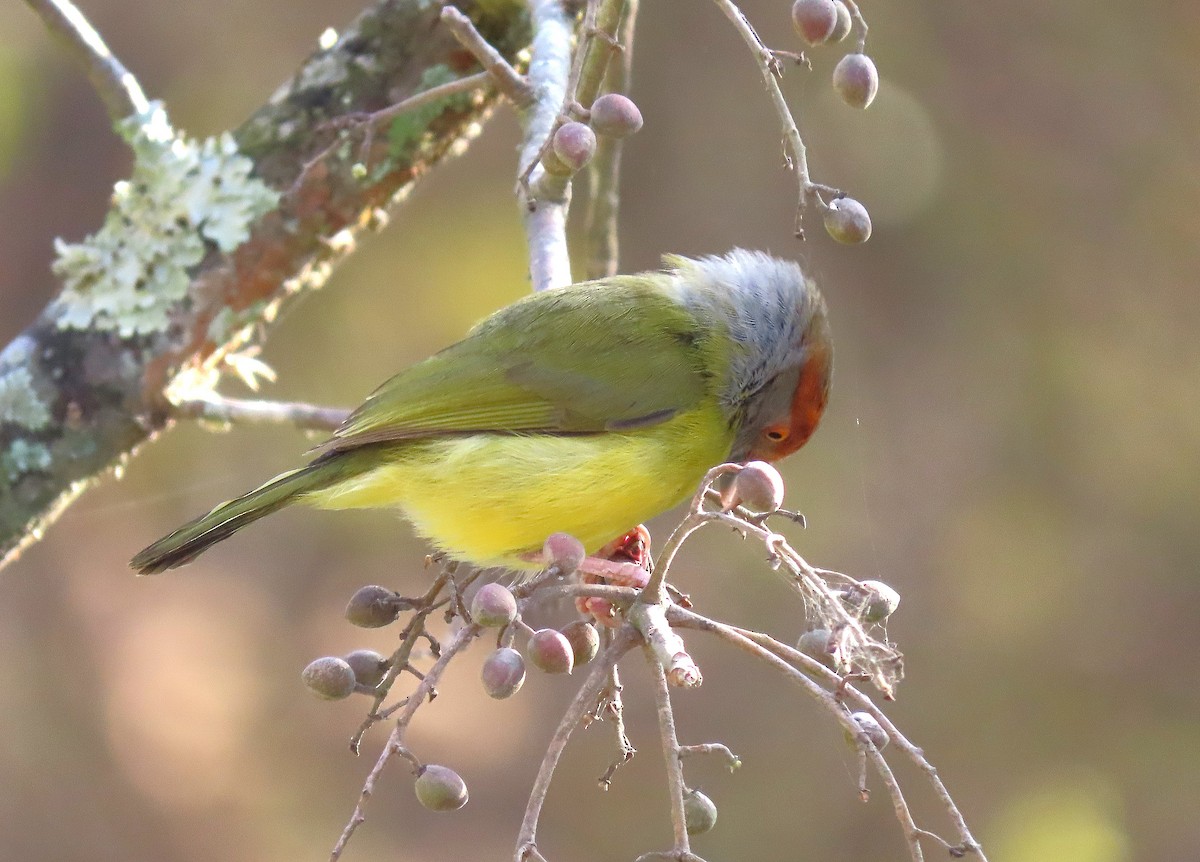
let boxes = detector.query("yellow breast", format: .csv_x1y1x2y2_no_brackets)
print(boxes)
305,405,732,569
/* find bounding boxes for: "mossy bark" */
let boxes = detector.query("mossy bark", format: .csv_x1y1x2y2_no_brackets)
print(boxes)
0,0,531,569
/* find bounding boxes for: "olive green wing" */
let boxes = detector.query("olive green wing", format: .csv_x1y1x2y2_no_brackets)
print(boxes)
317,278,714,454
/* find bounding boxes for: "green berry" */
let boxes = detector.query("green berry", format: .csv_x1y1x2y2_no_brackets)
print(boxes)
797,628,839,671
414,764,469,811
841,580,901,623
823,197,872,244
684,789,718,835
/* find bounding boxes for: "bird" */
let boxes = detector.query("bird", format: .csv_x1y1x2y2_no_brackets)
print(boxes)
131,249,832,576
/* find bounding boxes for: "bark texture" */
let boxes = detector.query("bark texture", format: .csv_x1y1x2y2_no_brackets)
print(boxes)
0,0,531,569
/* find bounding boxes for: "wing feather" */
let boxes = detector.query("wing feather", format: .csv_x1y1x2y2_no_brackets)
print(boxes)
316,278,714,455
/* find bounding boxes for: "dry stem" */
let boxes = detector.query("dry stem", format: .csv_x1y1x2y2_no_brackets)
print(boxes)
173,393,349,433
583,0,639,279
441,6,535,106
709,0,844,236
25,0,148,122
330,615,482,861
645,646,693,856
515,625,639,861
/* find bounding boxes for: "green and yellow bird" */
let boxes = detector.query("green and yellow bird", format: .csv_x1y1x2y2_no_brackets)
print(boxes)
131,249,832,575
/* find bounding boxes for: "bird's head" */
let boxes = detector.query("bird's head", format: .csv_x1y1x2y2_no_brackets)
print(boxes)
670,249,833,464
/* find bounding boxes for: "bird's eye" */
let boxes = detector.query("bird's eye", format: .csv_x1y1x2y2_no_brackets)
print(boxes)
765,427,789,442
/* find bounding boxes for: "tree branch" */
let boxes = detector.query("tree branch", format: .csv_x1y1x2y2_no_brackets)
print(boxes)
517,0,576,292
173,393,349,433
516,625,639,860
0,0,532,571
582,0,638,279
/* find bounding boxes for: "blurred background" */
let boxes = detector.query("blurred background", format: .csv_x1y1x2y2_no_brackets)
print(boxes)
1,0,1196,860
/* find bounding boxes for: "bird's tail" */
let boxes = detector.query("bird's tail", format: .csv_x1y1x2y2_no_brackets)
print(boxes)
130,459,341,575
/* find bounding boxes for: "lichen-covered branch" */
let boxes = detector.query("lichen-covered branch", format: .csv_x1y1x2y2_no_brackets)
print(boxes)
0,0,532,571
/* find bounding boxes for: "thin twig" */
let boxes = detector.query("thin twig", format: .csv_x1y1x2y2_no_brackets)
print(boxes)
864,746,925,862
671,607,985,862
643,463,742,601
594,660,636,788
842,0,869,53
368,72,492,128
573,0,629,108
173,393,349,433
25,0,149,122
645,646,692,856
515,626,639,861
349,573,451,753
583,0,638,279
330,619,482,861
648,464,902,696
831,686,989,859
710,0,823,236
678,743,741,770
296,71,492,193
440,6,535,106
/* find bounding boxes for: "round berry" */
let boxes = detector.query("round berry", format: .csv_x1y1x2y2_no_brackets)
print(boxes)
414,764,469,811
551,122,597,173
797,628,839,671
850,711,889,749
732,461,786,513
542,532,586,575
343,649,389,688
832,52,879,109
791,0,838,45
589,93,643,138
527,628,574,674
470,583,518,628
302,656,357,700
345,585,401,628
823,196,872,244
684,789,718,835
481,647,527,699
829,1,852,42
855,580,901,623
560,620,600,666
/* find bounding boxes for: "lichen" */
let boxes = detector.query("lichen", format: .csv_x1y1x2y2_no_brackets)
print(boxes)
2,438,52,482
51,104,279,337
0,367,51,430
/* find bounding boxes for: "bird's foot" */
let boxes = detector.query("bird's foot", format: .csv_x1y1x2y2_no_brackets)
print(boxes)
576,526,653,625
